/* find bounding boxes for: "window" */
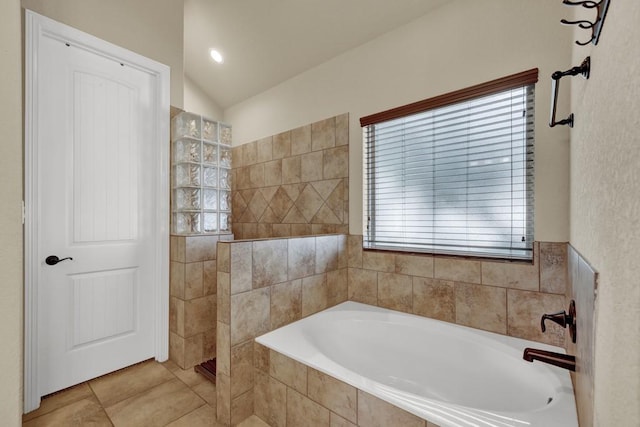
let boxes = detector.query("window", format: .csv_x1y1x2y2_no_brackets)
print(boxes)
361,69,537,260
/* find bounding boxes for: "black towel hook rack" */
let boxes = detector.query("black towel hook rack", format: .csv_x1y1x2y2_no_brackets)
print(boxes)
549,57,591,128
560,0,611,46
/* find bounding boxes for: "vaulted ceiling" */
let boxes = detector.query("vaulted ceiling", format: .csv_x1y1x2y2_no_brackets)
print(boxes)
184,0,452,109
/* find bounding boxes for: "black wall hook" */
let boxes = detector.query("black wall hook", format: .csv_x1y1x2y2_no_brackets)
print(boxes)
561,0,611,46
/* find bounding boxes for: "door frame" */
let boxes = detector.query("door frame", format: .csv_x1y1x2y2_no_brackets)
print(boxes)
24,10,170,412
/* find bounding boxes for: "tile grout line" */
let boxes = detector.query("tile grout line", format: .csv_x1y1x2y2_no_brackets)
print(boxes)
163,400,209,427
92,361,179,418
86,380,115,426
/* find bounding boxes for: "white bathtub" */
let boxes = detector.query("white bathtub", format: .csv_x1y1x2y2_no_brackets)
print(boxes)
256,301,578,427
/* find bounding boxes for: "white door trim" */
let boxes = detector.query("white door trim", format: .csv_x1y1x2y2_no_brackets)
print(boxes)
24,10,170,412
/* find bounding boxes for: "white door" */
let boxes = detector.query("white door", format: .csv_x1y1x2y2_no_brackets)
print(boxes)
25,11,169,407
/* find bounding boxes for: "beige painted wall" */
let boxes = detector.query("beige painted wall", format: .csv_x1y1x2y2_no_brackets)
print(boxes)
184,75,224,121
569,1,640,425
21,0,185,108
0,0,24,423
224,0,573,242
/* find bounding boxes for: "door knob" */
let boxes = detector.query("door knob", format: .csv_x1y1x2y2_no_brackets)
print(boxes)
45,255,73,266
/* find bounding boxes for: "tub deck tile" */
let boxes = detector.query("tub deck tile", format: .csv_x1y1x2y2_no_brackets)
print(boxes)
307,368,357,424
269,350,307,395
254,371,286,427
330,412,357,427
287,388,330,426
357,390,425,427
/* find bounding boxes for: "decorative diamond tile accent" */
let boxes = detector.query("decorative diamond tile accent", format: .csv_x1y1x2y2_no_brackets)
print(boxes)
310,179,340,201
296,185,324,222
240,190,257,205
239,207,258,223
259,206,280,224
231,114,349,238
326,182,345,221
312,204,341,224
232,192,248,218
281,184,306,203
269,188,295,222
283,206,308,224
248,192,268,220
342,178,349,201
259,186,279,204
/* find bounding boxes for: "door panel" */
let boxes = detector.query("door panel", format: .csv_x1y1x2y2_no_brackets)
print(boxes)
37,32,156,396
71,268,138,348
72,71,139,243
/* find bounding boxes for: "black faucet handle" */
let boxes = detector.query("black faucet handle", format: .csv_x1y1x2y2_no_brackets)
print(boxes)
540,300,577,343
541,310,571,332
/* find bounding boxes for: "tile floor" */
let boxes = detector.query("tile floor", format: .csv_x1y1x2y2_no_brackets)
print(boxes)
22,359,269,427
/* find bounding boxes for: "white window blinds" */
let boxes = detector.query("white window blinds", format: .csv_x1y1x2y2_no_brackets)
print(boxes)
362,70,537,260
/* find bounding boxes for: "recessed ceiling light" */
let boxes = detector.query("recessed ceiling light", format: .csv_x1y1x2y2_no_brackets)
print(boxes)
209,48,224,64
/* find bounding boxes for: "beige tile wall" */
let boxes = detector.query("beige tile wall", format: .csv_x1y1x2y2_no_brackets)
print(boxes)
347,236,571,348
169,234,226,369
216,235,348,425
231,114,349,240
567,245,597,427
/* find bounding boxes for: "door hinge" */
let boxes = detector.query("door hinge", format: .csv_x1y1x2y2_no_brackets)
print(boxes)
22,200,25,225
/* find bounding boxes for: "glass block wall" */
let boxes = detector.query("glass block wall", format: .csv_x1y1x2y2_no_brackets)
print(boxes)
171,112,232,235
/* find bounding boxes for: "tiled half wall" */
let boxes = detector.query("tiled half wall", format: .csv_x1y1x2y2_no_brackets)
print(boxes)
216,235,348,425
169,234,231,369
215,234,573,425
230,114,349,240
567,245,597,427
